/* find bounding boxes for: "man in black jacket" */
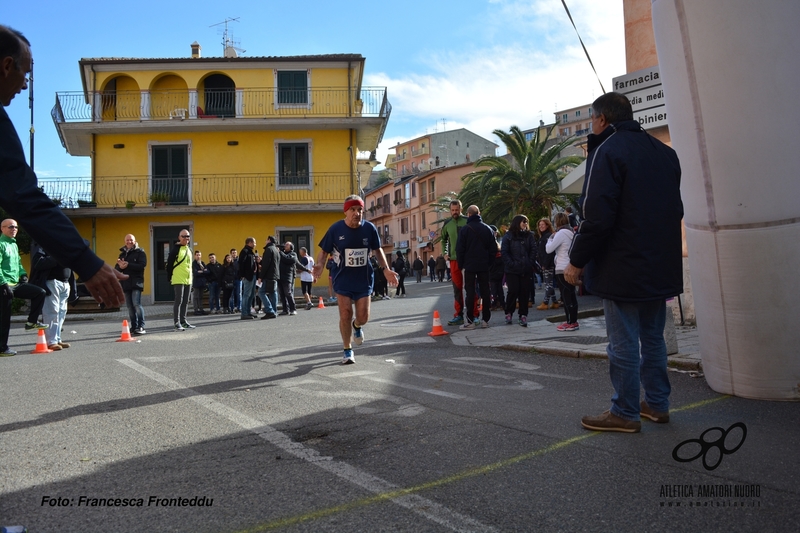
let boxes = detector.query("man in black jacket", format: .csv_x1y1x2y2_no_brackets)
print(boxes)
278,242,309,315
566,92,683,434
455,205,496,330
0,25,125,311
258,236,280,319
116,234,147,334
238,238,258,319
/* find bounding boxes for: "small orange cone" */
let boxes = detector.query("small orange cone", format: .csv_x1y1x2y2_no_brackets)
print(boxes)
318,297,325,309
116,320,136,342
31,329,53,353
427,310,449,337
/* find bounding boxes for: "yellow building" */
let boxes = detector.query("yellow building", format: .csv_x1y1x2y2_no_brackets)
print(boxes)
46,46,390,303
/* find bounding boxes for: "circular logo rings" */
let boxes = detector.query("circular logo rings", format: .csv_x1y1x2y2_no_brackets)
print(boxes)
672,422,747,471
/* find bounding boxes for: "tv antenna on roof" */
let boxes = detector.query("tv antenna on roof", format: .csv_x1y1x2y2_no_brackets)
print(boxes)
211,17,246,57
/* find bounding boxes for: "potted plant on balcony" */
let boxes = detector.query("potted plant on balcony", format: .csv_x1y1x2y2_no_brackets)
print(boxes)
393,198,401,206
149,191,170,207
125,200,136,209
77,199,97,208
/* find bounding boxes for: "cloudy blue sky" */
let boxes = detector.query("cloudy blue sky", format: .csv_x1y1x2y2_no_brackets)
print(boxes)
4,0,624,177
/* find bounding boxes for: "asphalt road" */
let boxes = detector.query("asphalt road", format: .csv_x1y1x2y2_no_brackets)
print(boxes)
1,283,798,532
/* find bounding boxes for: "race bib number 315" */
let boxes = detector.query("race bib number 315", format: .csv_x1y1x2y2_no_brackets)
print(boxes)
345,248,368,267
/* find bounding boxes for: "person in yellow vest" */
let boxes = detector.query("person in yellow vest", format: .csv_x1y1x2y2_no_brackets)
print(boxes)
166,229,194,331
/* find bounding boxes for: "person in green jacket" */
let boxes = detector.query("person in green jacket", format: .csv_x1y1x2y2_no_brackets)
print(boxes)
439,200,478,326
166,229,194,331
1,219,48,356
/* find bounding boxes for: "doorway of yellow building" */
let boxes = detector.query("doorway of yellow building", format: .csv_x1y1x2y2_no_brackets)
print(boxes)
153,225,189,301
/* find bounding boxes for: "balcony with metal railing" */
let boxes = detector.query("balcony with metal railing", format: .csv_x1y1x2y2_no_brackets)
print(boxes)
38,173,351,210
53,87,390,123
52,87,392,156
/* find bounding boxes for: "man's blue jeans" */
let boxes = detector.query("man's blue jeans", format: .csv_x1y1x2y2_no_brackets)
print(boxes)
604,299,671,421
230,279,242,311
258,279,278,315
241,277,257,317
208,282,220,311
124,288,145,331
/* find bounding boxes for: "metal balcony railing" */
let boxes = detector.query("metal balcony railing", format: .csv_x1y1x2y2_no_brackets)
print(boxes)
38,173,351,209
52,87,390,123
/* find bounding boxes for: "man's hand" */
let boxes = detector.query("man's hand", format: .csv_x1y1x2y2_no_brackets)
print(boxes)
312,263,324,279
1,284,13,300
564,263,583,286
383,268,400,287
83,263,127,308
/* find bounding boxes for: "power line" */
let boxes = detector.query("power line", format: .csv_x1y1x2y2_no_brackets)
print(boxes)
560,0,606,94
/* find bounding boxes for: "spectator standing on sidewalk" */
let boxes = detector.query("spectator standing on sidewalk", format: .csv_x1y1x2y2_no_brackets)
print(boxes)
435,254,447,282
278,242,308,315
116,234,147,334
1,220,49,356
501,215,536,327
238,238,258,320
0,25,126,315
191,251,208,316
440,200,476,325
258,236,280,319
488,225,506,312
30,245,73,350
536,219,559,310
427,255,436,282
412,253,424,283
547,213,578,331
221,254,236,314
455,205,496,329
566,92,683,433
298,247,315,310
392,251,408,297
228,248,241,313
206,253,223,314
166,230,194,331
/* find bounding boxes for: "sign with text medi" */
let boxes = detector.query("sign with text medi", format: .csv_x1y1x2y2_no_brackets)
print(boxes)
612,65,667,130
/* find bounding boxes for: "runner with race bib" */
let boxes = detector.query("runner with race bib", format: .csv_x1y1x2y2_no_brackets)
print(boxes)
314,195,399,364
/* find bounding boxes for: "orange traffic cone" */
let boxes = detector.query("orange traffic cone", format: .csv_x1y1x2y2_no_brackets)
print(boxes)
116,320,136,342
31,329,53,354
318,297,325,309
427,310,449,337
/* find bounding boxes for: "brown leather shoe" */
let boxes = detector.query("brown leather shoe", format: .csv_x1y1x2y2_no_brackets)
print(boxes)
536,302,549,311
58,342,71,349
550,301,561,309
47,344,62,351
640,401,670,423
581,410,641,433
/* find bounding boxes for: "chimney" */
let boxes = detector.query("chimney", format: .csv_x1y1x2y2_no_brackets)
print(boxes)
191,42,201,58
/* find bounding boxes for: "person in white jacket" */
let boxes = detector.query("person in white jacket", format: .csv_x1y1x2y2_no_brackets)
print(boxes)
546,212,579,331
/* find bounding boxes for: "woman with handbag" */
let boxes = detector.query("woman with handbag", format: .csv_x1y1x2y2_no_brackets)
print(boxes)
221,254,237,314
392,250,408,297
546,212,579,331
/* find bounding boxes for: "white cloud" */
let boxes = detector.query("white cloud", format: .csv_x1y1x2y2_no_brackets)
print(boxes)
367,0,625,166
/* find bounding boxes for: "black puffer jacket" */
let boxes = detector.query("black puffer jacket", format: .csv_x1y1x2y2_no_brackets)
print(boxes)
536,230,555,270
501,231,536,276
455,214,496,273
569,120,683,302
116,245,147,291
238,246,257,281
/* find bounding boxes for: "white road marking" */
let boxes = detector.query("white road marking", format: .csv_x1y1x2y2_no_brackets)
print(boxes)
357,375,470,400
444,358,582,381
117,358,496,532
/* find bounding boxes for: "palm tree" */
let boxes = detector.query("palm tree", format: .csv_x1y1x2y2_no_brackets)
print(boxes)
459,125,583,226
